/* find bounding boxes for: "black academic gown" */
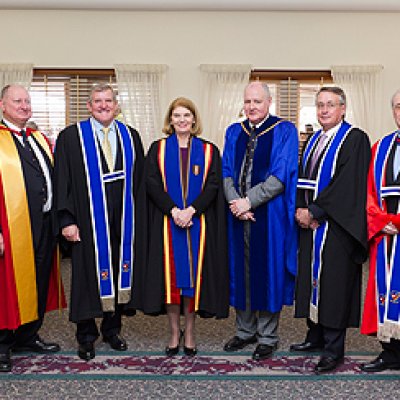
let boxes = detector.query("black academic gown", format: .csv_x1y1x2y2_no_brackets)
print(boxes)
295,127,371,329
132,138,229,319
53,123,145,323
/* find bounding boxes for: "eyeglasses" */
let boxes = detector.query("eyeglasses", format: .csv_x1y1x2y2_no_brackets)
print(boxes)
316,102,342,110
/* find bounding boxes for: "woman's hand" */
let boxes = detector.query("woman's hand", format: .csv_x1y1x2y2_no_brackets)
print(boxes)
171,206,195,228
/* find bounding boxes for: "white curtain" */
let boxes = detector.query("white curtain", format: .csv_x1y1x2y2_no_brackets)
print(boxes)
0,63,33,90
200,64,252,149
115,64,168,150
331,65,383,142
0,63,33,120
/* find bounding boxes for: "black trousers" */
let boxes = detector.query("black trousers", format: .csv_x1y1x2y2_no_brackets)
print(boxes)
305,318,346,359
379,339,400,362
0,213,55,353
76,307,123,345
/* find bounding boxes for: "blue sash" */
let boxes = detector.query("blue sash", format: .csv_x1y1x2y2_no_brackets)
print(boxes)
159,134,211,301
373,132,400,340
300,121,353,322
78,119,135,310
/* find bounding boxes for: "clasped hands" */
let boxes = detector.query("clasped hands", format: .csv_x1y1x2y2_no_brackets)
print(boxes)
296,208,319,230
229,197,255,222
382,222,399,235
171,206,196,228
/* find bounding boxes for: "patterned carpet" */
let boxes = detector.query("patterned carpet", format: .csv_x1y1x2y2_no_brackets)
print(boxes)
0,260,398,399
2,352,400,380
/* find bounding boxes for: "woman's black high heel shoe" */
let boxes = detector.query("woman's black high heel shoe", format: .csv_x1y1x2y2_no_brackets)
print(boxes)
165,329,184,357
165,345,179,357
183,346,197,357
183,330,197,356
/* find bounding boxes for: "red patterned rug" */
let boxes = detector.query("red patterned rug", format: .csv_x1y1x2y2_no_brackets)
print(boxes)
1,352,399,380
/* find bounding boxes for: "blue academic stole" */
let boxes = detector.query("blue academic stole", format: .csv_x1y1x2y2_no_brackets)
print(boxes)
298,121,352,323
78,119,135,311
372,132,400,339
158,134,212,310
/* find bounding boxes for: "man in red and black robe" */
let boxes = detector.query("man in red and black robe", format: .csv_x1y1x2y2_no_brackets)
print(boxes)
0,84,64,373
361,89,400,372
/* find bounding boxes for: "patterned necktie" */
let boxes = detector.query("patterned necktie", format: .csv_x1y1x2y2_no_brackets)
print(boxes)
240,126,257,196
101,127,113,172
308,132,329,178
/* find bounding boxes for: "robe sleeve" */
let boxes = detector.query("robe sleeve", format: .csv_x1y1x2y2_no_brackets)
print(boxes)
129,126,145,199
222,123,240,180
247,175,284,209
53,127,77,230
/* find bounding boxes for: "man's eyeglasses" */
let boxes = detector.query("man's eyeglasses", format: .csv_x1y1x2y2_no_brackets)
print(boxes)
316,102,342,110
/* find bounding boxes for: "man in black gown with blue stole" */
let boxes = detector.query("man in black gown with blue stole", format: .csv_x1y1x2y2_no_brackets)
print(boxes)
54,83,145,360
222,81,298,361
292,87,370,373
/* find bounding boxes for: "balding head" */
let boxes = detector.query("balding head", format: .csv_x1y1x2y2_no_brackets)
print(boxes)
0,84,32,129
243,81,272,125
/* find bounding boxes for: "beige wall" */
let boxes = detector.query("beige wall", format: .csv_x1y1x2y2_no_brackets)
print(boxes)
2,9,399,138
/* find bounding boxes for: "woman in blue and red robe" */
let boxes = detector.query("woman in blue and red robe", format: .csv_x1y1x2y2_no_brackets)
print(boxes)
134,97,229,356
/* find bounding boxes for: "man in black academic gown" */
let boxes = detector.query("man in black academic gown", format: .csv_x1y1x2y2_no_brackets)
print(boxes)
54,83,144,360
292,87,371,373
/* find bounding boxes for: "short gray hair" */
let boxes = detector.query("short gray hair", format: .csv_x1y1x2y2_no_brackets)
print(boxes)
391,89,400,108
88,83,117,103
316,86,346,106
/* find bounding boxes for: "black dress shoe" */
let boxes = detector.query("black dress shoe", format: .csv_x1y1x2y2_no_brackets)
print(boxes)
290,341,323,352
360,356,400,372
314,356,343,374
14,338,60,354
78,342,95,361
252,344,276,361
103,334,127,351
223,335,257,352
183,346,197,357
0,352,11,373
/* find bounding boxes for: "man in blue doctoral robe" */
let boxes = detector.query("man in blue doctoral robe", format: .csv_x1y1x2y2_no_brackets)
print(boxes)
222,81,298,360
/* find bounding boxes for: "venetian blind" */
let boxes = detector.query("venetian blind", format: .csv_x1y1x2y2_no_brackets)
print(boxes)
30,69,116,143
277,79,299,125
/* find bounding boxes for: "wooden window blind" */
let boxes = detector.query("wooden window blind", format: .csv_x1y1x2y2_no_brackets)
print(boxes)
30,69,117,142
251,70,332,130
250,70,333,157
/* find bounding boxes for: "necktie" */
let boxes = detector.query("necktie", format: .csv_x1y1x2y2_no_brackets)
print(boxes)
308,132,329,178
101,127,113,172
240,126,257,196
20,129,29,147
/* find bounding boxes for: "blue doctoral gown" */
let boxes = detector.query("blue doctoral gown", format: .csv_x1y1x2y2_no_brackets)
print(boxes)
222,117,298,312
